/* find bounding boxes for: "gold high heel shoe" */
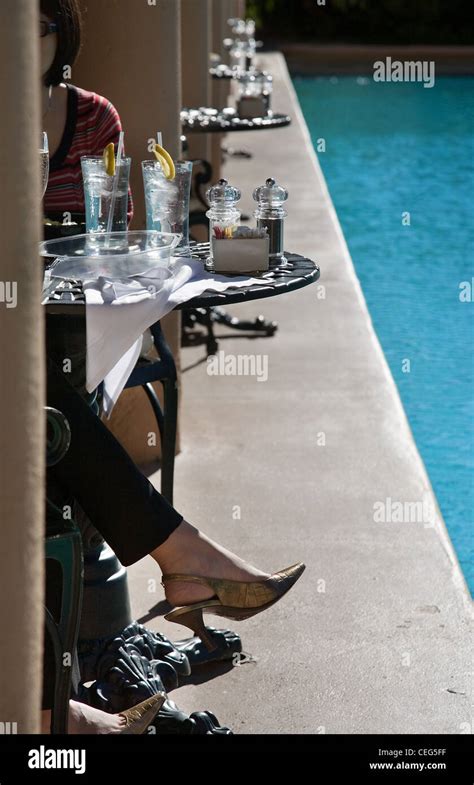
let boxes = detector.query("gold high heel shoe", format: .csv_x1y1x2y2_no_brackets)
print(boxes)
118,693,166,734
163,563,305,652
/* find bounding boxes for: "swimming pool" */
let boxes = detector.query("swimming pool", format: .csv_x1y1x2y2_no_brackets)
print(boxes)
293,75,474,594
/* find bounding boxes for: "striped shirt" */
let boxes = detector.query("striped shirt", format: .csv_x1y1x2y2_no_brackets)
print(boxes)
44,84,133,222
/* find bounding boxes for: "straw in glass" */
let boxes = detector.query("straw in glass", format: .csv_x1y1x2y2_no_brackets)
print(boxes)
106,131,124,236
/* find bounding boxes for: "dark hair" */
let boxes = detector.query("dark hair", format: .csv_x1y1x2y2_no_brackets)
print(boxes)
41,0,82,86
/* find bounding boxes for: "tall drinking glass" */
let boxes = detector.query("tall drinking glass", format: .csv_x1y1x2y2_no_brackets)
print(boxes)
40,131,49,198
81,155,131,233
142,160,193,251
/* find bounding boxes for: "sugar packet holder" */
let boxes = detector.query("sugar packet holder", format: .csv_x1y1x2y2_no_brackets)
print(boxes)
212,226,269,273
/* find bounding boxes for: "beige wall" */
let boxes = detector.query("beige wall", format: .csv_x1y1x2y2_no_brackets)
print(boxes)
0,0,44,733
74,0,183,463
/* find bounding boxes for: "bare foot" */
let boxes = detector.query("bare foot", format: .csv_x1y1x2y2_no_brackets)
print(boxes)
151,520,269,607
68,700,126,735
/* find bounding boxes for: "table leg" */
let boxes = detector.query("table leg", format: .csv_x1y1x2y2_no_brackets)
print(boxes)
182,306,278,357
221,145,253,160
211,306,278,335
76,535,241,733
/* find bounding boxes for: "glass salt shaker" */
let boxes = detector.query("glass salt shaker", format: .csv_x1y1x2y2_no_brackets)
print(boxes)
253,177,288,266
206,178,241,271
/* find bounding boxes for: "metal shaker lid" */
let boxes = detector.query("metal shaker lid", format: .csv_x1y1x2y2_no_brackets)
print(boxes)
206,178,241,206
252,177,288,206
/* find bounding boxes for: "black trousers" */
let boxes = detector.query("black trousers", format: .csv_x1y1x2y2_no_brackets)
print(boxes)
43,359,184,709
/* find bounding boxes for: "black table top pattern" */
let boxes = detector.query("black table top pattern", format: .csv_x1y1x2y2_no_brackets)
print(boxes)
43,243,319,313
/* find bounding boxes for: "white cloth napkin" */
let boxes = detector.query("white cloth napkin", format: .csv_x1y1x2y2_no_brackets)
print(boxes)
83,257,269,415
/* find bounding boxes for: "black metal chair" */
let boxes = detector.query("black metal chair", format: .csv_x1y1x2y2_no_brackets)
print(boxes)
44,407,83,734
124,320,178,505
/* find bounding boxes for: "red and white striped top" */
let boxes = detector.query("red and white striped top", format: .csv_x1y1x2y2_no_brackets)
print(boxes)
44,84,133,222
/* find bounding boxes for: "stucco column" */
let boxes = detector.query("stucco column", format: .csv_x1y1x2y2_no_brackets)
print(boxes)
210,0,237,183
0,0,44,733
181,0,212,168
75,0,182,228
74,1,183,464
209,1,246,180
181,0,212,164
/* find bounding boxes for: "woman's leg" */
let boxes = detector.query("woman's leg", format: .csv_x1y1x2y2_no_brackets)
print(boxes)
47,359,183,566
150,520,268,606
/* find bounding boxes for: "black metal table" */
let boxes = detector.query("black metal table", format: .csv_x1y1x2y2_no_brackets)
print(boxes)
43,246,319,357
181,107,291,134
43,247,319,320
184,106,290,214
177,244,318,307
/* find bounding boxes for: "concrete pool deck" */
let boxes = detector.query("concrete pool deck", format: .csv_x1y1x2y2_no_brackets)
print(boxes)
127,53,472,734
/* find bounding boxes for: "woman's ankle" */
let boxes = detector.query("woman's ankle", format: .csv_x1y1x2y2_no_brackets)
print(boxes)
150,520,208,575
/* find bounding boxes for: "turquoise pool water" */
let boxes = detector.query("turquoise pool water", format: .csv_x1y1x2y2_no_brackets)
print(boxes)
294,75,474,593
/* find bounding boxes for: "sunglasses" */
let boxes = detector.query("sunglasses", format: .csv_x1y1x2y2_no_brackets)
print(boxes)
40,21,58,38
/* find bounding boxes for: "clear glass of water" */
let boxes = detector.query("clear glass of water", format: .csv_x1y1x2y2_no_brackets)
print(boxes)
40,131,49,198
142,159,193,251
81,155,131,233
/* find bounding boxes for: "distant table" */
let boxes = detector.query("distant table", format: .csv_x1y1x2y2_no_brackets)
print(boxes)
209,65,234,80
181,107,291,134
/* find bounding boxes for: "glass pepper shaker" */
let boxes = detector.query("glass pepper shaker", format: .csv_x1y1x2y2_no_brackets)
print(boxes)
253,177,288,266
258,71,273,115
205,178,241,271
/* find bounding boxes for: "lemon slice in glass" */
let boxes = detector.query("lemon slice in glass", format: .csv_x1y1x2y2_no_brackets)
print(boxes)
153,143,176,181
103,142,116,176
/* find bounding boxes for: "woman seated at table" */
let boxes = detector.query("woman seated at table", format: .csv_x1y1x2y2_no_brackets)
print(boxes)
40,0,305,734
41,0,132,228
